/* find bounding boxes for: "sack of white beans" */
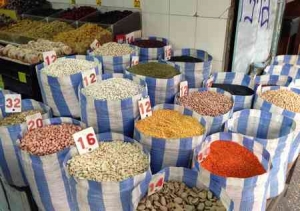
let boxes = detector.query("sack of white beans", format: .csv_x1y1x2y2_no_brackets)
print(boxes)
36,55,102,118
63,132,151,211
224,109,296,198
264,64,300,79
273,55,300,66
17,117,86,211
253,74,292,91
0,99,52,187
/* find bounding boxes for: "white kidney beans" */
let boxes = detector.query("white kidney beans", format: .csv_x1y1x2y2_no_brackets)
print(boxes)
91,42,134,57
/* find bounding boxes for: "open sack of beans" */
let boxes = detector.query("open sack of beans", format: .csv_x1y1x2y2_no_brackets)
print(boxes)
134,104,207,174
264,64,300,79
193,132,271,211
273,55,300,66
126,61,181,105
79,73,147,137
175,87,233,135
36,55,102,118
253,74,292,91
17,117,85,211
133,167,234,211
63,132,151,211
0,99,52,187
131,37,169,61
224,109,296,198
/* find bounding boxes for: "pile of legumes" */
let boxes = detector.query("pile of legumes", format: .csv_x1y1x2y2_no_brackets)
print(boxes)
128,62,180,79
135,110,205,138
201,141,266,178
260,89,300,113
169,55,204,63
137,181,226,211
131,40,166,48
20,124,82,156
90,42,134,56
178,91,233,117
0,110,43,126
67,141,149,182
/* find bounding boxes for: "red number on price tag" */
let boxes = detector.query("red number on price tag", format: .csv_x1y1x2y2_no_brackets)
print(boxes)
43,51,57,65
131,56,139,66
138,97,152,119
164,45,172,60
198,147,211,163
5,94,21,113
206,77,214,88
90,39,101,50
126,32,135,44
180,81,188,97
73,127,99,155
148,173,165,196
26,113,43,131
82,69,97,87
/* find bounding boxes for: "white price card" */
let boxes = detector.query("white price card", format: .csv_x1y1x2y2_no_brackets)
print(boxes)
82,69,97,88
197,147,211,163
73,127,99,155
131,56,139,66
148,173,165,196
43,51,57,65
138,97,152,120
26,113,43,131
125,32,135,44
5,94,21,113
164,45,172,61
180,81,188,97
206,77,214,88
90,39,101,50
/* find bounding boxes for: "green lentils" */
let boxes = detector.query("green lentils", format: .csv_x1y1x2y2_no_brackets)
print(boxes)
0,110,43,126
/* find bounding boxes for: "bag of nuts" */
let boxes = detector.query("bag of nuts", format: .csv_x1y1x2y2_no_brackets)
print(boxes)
264,64,300,79
273,55,300,66
254,74,292,91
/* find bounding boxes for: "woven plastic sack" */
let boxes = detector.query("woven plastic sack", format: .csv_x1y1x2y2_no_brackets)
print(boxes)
79,73,148,137
63,132,151,211
193,132,271,211
273,55,300,66
0,99,52,187
264,64,300,79
134,104,207,174
224,109,296,198
36,55,102,118
166,49,212,88
253,74,292,91
17,117,86,211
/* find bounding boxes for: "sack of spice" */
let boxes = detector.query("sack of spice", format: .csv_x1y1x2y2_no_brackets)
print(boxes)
132,167,234,211
175,87,234,135
193,132,272,211
131,37,169,61
273,55,300,66
17,117,85,211
0,99,52,187
134,104,207,174
79,73,147,137
63,132,151,211
253,74,292,91
166,48,213,88
264,64,300,79
224,109,296,198
126,61,182,106
203,72,254,112
36,55,102,118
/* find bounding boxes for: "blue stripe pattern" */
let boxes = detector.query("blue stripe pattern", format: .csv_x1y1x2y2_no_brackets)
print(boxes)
273,55,300,65
264,64,300,79
254,75,292,91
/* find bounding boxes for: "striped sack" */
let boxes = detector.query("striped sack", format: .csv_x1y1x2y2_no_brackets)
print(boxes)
36,55,102,118
253,74,292,91
0,99,52,187
63,132,152,211
166,49,212,88
224,109,296,198
79,73,148,137
273,55,300,66
17,117,86,211
132,167,234,211
193,132,271,211
134,104,207,174
126,60,182,106
264,64,300,79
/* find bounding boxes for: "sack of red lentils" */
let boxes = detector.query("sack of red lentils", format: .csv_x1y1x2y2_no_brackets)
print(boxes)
0,99,52,187
264,64,300,79
79,73,148,137
253,74,292,91
224,109,296,198
132,167,234,211
193,132,272,211
63,132,151,211
17,117,86,211
36,55,102,118
273,55,300,66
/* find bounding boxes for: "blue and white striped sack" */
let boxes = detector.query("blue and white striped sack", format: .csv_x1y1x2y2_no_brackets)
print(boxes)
0,99,52,187
17,117,86,211
132,167,234,211
36,55,102,118
134,104,207,174
126,60,182,106
132,37,169,61
193,132,271,211
253,86,300,163
224,109,296,198
264,64,300,79
0,89,15,107
166,49,213,88
79,73,148,137
273,55,300,66
63,132,152,211
175,87,233,135
253,74,292,91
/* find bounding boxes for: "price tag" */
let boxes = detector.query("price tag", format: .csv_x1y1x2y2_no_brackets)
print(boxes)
73,127,99,155
138,97,152,119
134,0,140,8
257,84,263,94
116,34,126,44
96,0,101,5
164,45,172,61
131,56,139,66
116,30,142,44
197,147,211,163
26,113,43,131
125,32,135,44
180,81,188,97
148,173,165,196
90,39,101,50
206,77,214,88
82,69,97,88
43,51,57,65
5,94,21,113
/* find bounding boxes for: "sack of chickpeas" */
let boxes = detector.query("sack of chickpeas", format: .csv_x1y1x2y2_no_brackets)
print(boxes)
36,55,102,118
264,64,300,79
134,104,207,174
79,73,148,137
132,167,234,211
193,132,272,211
17,117,86,211
0,99,52,187
254,74,292,91
273,55,300,66
63,132,151,211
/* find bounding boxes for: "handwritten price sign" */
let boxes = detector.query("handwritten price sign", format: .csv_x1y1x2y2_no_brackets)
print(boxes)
164,45,172,60
198,147,211,163
138,97,152,119
82,69,97,88
148,173,165,196
90,39,101,50
206,77,214,88
26,113,43,131
131,56,139,66
5,94,21,113
43,51,57,65
180,81,188,97
73,127,99,155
